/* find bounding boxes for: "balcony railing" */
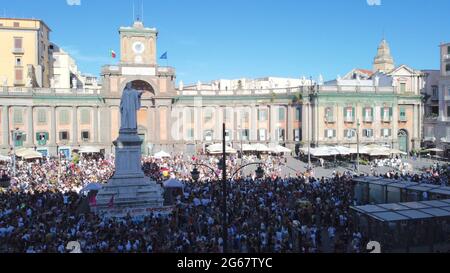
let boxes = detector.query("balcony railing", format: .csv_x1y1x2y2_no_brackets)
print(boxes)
1,86,101,97
12,48,24,54
325,116,335,123
399,116,407,122
381,116,392,123
363,116,373,123
443,54,450,60
344,116,355,123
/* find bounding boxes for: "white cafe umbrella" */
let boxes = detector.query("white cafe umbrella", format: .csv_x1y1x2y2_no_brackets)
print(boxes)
21,150,43,160
80,183,103,193
163,179,184,188
154,151,171,158
252,143,270,152
0,155,11,162
270,145,292,154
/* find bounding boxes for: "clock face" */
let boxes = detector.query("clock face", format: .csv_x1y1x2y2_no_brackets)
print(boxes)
132,41,145,54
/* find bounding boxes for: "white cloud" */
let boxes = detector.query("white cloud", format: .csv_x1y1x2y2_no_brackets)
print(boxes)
367,0,381,6
67,0,81,6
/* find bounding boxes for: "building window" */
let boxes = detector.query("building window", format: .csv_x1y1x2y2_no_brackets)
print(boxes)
187,128,194,140
36,132,49,146
344,107,355,122
59,131,70,141
15,69,23,82
13,109,23,124
446,64,450,72
381,128,392,138
295,108,301,121
278,108,285,121
448,46,450,54
225,130,232,141
243,111,250,124
14,37,23,50
277,128,285,141
14,131,26,147
363,107,373,122
325,129,336,139
37,109,47,124
81,131,90,141
258,129,267,141
400,83,406,93
13,22,20,27
241,129,250,141
80,109,90,125
363,129,373,138
344,129,356,139
325,107,334,122
258,109,267,121
399,107,407,121
204,110,213,123
15,58,22,66
447,106,450,117
381,107,392,122
432,86,438,98
294,129,301,142
204,130,213,142
59,109,70,125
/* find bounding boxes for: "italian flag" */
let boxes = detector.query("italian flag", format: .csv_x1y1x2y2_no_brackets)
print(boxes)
110,50,116,58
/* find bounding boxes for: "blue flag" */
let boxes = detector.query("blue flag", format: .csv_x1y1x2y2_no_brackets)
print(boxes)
160,52,168,59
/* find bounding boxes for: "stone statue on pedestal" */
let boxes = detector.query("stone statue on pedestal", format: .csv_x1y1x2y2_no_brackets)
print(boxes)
93,82,164,218
120,83,143,131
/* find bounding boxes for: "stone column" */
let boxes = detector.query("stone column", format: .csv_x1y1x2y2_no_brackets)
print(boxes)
287,106,293,144
154,106,160,144
50,106,56,145
2,105,9,146
195,106,202,143
250,105,257,142
93,106,99,143
269,105,276,143
215,106,223,141
27,106,34,146
71,106,78,144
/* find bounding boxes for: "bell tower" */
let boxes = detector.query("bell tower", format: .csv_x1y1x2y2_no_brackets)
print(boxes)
373,39,395,73
119,19,158,66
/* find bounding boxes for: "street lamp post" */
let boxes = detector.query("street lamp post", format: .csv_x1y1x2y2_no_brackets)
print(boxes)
221,123,228,253
191,123,265,254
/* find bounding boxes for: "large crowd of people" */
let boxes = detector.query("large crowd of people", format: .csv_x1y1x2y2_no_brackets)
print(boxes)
0,151,448,253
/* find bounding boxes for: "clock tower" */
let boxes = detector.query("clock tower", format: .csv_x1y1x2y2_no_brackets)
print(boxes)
119,20,158,66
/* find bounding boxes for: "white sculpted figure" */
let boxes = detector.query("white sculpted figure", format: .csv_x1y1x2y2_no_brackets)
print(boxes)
120,82,143,130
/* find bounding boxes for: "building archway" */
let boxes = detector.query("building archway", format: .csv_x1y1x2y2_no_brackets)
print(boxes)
398,129,409,153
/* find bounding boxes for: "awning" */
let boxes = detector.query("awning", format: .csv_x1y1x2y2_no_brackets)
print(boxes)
154,151,171,158
423,137,436,142
387,149,407,155
269,145,292,154
163,179,184,188
441,137,450,144
21,150,43,160
15,148,31,157
240,144,256,152
78,146,101,154
207,144,237,154
252,143,270,152
0,155,11,162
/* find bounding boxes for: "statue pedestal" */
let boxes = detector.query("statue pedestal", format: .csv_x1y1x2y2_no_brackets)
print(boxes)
94,129,165,218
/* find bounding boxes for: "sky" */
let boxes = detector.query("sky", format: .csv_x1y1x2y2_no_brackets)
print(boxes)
1,0,449,84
